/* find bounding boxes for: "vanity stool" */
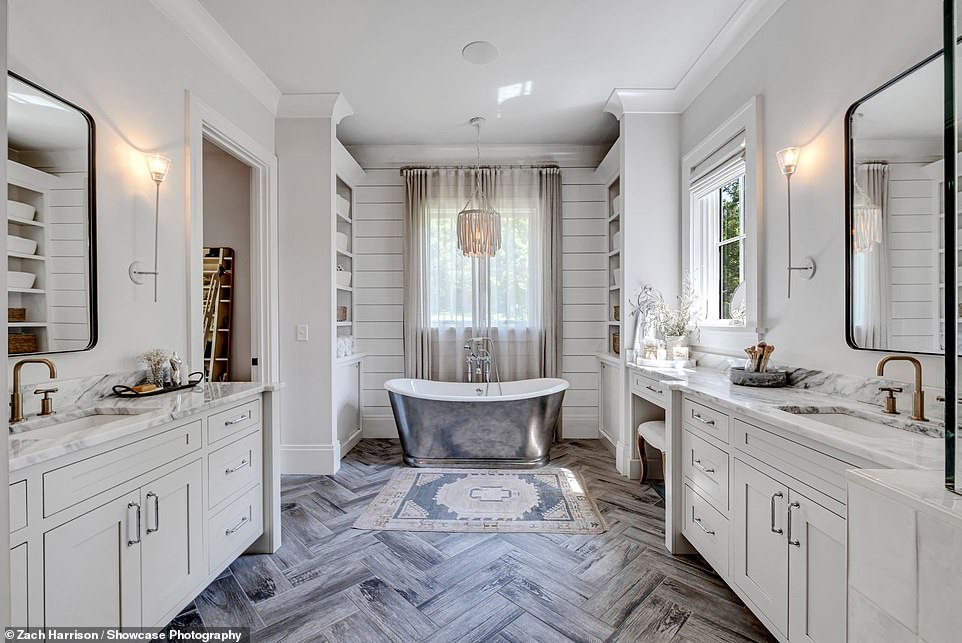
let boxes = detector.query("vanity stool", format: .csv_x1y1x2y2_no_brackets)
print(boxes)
637,420,666,482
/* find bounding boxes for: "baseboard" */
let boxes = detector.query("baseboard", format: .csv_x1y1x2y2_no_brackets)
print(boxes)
280,443,341,475
362,415,399,438
342,427,363,455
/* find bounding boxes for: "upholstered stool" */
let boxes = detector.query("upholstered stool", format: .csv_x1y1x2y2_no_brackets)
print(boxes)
637,420,666,482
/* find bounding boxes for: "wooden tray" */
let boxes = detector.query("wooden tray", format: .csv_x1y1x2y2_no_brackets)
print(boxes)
112,372,205,398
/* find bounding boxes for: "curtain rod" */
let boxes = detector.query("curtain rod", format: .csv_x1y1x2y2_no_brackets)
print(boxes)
400,163,560,173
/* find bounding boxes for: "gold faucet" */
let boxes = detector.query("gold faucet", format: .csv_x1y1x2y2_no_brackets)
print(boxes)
875,355,928,422
10,358,57,424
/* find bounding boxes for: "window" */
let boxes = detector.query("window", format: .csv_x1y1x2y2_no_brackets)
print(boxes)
682,96,761,351
689,139,747,325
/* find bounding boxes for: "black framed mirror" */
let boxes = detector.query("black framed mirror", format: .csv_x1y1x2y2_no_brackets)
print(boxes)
7,72,97,355
845,49,947,355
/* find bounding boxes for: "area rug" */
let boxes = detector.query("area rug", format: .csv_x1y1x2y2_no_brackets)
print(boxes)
353,467,607,534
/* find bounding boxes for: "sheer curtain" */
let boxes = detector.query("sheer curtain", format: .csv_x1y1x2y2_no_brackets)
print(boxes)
852,162,890,348
403,167,560,381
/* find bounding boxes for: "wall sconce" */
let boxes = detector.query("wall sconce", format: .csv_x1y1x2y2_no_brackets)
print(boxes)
776,146,816,298
129,153,170,302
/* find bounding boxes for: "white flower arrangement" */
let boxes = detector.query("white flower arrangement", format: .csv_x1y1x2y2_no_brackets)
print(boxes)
142,348,170,386
653,274,700,338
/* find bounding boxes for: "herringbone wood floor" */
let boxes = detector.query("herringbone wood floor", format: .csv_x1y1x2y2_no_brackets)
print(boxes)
170,439,775,642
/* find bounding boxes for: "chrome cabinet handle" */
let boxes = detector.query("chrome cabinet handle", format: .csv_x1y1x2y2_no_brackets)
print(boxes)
692,412,715,426
693,458,715,474
770,492,784,535
225,515,250,536
146,492,160,534
225,458,250,475
225,412,251,426
645,385,663,395
127,502,142,546
693,516,715,535
787,501,800,547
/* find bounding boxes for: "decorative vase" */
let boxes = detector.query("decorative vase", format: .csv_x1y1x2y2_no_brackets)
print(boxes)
146,362,165,386
664,335,689,361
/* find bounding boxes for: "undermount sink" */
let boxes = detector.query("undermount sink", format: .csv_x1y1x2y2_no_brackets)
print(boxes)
11,409,155,441
778,408,914,439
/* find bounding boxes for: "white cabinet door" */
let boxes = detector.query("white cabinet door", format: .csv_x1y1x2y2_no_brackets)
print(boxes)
141,459,204,626
599,362,620,443
10,543,28,626
44,491,142,627
732,459,789,636
335,361,361,448
788,490,846,643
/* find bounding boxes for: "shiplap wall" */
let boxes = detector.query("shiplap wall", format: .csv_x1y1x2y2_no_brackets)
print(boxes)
886,162,939,352
353,166,607,438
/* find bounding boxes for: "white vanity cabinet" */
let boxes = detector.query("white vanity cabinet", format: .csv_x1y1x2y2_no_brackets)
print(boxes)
335,357,362,456
8,389,277,629
599,359,623,447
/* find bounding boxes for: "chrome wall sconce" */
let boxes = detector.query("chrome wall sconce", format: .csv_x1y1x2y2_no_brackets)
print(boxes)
129,153,170,302
776,146,816,298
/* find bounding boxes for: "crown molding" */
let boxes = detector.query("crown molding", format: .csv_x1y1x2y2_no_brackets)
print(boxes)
149,0,280,114
604,0,787,118
344,144,608,169
276,93,354,123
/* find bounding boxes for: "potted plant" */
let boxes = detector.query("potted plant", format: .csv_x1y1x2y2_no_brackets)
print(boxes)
142,348,170,387
653,275,699,359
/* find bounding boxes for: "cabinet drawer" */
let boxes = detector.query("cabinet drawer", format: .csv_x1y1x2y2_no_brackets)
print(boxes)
10,481,27,532
208,430,262,509
682,397,730,443
682,429,730,513
208,398,261,445
630,372,668,407
683,484,730,578
209,484,262,574
43,421,202,517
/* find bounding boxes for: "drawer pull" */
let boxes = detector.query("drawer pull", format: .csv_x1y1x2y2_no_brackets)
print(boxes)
787,502,800,547
127,502,142,546
691,412,715,426
692,458,715,474
770,492,784,535
225,458,250,475
224,413,251,426
225,515,250,536
693,515,715,535
146,492,160,534
645,385,663,395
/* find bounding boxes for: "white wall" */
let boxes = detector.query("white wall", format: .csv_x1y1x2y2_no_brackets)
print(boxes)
350,147,608,439
7,0,274,383
681,0,944,384
202,139,252,381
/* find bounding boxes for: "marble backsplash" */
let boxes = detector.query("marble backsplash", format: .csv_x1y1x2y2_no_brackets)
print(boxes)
695,353,945,424
12,369,145,418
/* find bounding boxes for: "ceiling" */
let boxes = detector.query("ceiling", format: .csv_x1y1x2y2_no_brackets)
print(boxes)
198,0,757,146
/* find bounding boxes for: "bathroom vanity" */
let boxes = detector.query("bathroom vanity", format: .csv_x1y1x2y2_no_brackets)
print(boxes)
7,382,281,628
626,362,942,643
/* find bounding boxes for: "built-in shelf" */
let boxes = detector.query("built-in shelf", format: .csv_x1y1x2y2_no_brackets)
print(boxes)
8,252,45,261
8,217,43,228
9,287,44,294
609,285,621,291
8,321,47,328
336,321,353,327
608,212,620,223
608,250,620,257
608,321,620,326
336,211,353,225
336,285,353,292
337,248,353,258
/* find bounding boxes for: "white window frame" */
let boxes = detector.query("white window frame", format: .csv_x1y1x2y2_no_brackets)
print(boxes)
682,96,763,353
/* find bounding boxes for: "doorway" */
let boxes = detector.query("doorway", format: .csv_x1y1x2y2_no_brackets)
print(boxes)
201,139,252,382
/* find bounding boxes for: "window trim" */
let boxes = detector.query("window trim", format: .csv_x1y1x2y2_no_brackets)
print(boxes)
681,96,763,353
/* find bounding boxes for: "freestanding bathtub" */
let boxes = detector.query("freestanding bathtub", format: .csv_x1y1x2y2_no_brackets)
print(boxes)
384,378,569,468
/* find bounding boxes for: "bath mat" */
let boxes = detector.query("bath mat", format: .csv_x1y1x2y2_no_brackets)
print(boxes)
353,467,607,534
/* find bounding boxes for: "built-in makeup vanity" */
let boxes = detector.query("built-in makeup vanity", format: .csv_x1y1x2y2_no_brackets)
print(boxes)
626,361,942,643
8,381,282,628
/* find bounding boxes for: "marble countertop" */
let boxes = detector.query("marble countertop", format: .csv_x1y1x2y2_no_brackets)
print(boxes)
848,469,962,527
9,382,281,472
627,362,944,470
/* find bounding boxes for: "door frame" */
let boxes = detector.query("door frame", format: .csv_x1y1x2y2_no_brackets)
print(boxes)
186,92,279,383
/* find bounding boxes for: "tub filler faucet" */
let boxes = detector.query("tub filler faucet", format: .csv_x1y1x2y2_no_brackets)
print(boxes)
464,337,503,396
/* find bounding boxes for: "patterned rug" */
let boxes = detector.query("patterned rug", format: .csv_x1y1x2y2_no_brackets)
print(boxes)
353,467,607,534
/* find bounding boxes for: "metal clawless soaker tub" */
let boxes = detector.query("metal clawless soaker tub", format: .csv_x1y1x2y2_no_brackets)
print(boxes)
384,378,569,468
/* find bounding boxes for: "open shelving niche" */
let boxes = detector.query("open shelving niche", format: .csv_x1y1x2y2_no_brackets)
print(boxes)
7,160,57,354
335,176,354,341
607,175,622,356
